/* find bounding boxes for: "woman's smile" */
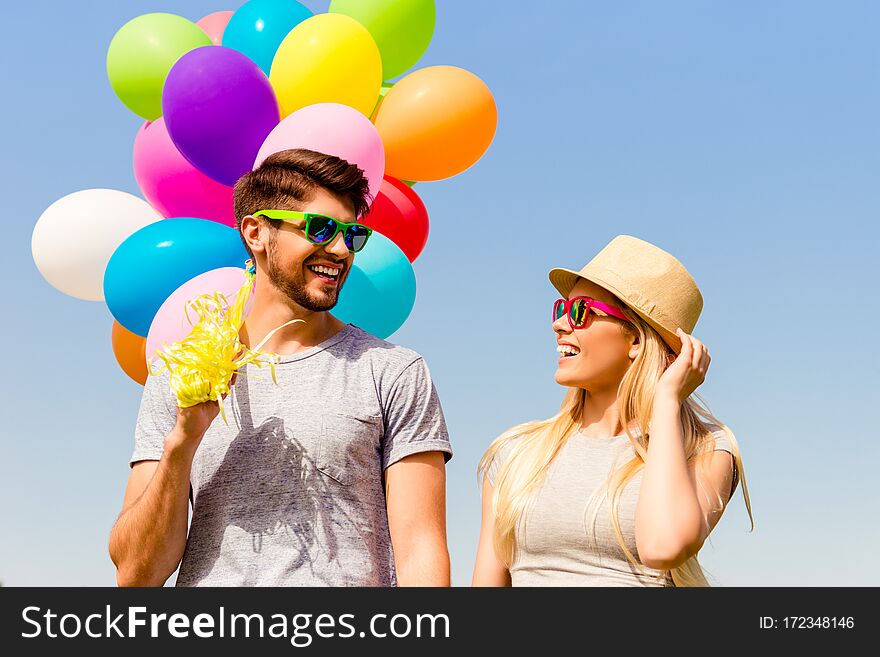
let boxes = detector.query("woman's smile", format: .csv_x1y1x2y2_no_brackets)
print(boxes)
556,341,581,362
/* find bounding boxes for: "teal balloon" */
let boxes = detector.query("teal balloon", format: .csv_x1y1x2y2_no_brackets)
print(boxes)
222,0,313,75
104,218,248,336
330,0,435,80
333,232,416,339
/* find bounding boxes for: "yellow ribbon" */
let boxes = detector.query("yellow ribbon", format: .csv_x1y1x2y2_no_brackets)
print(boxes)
149,263,302,424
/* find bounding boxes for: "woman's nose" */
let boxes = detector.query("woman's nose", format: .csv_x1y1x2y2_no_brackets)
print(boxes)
552,314,570,334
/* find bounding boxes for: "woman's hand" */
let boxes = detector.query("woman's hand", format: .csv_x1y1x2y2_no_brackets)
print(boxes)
656,328,710,403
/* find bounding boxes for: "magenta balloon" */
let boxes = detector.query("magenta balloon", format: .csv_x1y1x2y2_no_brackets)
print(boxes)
133,118,235,227
163,46,280,186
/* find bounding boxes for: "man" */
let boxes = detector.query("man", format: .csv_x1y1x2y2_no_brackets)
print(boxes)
109,149,452,586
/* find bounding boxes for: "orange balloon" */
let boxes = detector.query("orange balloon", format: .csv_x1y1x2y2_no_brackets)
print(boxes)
373,65,497,182
112,320,148,385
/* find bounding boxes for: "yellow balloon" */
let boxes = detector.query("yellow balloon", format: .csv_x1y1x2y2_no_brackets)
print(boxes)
270,14,382,118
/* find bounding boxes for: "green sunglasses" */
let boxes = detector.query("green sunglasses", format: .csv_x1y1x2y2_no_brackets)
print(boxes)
252,209,373,253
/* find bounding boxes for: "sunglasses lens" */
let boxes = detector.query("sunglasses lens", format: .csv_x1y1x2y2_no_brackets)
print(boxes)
553,300,565,321
569,299,589,327
346,225,371,252
307,216,337,243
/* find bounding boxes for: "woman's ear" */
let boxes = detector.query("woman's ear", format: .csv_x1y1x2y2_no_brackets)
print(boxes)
627,332,641,361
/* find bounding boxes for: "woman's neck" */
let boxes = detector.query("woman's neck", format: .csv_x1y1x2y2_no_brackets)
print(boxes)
578,387,625,438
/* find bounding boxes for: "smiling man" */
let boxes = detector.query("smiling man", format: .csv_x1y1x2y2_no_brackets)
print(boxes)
109,149,452,587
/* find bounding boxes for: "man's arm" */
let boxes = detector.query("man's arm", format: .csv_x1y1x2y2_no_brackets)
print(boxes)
385,451,450,586
109,399,219,586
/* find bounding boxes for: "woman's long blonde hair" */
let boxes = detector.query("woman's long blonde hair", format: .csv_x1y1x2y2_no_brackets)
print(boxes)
478,307,754,586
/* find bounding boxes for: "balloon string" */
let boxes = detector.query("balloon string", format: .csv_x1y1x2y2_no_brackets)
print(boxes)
149,263,303,424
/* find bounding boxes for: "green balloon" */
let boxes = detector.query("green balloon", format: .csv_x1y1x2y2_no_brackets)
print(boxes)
379,83,395,99
329,0,435,80
402,180,417,187
370,82,396,118
106,13,211,121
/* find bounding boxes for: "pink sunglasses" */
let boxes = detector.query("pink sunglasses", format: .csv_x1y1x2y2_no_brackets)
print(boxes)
552,296,632,330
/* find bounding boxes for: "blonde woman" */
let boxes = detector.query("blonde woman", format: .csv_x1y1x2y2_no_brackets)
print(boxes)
473,235,753,586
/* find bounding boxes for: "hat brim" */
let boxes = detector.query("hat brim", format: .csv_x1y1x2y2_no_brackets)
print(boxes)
548,267,583,299
548,267,683,354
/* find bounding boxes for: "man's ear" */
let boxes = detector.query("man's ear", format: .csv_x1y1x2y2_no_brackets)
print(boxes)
240,215,266,255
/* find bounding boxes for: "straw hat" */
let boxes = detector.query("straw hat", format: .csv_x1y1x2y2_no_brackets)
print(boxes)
548,235,703,354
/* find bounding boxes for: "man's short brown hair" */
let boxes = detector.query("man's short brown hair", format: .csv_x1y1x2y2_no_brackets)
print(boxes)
233,148,372,259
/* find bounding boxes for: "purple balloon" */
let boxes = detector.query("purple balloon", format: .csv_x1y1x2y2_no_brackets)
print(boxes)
163,46,280,186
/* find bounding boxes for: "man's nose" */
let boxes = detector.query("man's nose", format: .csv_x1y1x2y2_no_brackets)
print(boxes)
323,231,351,258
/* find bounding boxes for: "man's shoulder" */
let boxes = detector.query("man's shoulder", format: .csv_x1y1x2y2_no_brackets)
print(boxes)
143,361,172,396
342,324,426,369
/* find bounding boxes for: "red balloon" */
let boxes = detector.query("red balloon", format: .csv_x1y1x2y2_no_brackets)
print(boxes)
361,176,429,262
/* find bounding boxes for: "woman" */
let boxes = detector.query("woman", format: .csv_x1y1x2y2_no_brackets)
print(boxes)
473,235,753,586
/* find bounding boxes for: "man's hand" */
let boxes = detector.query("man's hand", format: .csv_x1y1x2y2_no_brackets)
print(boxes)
173,402,218,441
168,372,237,451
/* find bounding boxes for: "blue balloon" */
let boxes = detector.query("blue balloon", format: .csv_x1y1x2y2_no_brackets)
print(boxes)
222,0,314,75
104,218,249,337
333,232,416,339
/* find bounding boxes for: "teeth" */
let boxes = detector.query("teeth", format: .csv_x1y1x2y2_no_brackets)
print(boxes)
556,344,580,356
310,265,340,277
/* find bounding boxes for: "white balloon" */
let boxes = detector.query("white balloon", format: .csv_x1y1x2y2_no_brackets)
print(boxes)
31,189,162,301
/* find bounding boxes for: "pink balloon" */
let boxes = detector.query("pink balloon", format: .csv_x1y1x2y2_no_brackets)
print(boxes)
254,103,385,202
197,11,234,45
134,118,236,227
145,267,254,367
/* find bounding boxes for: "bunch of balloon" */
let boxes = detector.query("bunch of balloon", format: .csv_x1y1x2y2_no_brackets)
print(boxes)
30,0,497,387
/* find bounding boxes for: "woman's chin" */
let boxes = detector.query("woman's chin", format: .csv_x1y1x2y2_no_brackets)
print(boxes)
555,364,597,389
554,369,580,387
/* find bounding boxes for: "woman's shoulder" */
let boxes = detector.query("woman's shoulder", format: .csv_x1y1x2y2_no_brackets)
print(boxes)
702,424,736,456
493,432,529,463
484,433,528,486
699,424,740,497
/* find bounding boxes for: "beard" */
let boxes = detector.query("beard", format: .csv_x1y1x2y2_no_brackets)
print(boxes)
265,240,344,312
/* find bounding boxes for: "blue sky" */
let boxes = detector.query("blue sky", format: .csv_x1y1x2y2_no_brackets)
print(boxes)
2,0,878,586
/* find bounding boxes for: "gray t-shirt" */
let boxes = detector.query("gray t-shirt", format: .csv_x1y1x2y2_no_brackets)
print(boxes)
487,428,736,587
132,324,452,587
